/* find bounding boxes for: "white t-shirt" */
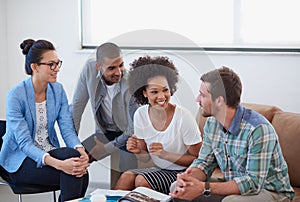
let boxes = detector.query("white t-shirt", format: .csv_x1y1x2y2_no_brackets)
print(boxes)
102,83,117,130
134,105,202,170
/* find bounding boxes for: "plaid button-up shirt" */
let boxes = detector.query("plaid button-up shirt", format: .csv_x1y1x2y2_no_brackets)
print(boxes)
191,105,294,199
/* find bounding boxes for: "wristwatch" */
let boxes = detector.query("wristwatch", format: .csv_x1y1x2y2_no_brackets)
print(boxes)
202,181,211,197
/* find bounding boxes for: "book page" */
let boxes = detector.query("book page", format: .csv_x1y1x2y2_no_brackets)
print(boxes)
133,187,172,202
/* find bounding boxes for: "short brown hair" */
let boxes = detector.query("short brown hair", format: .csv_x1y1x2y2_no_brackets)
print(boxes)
200,66,242,108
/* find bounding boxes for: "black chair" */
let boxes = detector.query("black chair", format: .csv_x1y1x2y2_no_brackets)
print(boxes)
0,120,59,202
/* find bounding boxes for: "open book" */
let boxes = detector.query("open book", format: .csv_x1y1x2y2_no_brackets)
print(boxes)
118,187,172,202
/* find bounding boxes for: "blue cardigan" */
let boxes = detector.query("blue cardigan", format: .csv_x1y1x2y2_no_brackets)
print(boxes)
0,77,81,172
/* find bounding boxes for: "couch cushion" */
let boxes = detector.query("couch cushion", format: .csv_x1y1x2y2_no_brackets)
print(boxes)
196,109,206,136
272,111,300,187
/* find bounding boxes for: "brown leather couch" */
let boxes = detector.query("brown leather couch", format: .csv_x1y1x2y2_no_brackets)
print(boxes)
196,103,300,201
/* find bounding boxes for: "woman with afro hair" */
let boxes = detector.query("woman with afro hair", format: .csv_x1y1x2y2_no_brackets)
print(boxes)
114,55,202,194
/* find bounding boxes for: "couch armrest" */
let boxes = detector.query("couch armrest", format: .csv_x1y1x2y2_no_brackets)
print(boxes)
272,111,300,187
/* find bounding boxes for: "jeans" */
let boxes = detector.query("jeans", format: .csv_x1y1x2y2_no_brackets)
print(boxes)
9,147,89,202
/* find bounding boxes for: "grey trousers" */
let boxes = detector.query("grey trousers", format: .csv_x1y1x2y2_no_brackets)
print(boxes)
222,190,291,202
170,182,291,202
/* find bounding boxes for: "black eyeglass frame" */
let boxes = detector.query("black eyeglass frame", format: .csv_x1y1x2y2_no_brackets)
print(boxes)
37,60,63,70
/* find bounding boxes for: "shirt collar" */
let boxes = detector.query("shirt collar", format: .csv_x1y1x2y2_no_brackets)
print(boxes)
226,104,244,135
97,70,107,86
96,69,101,78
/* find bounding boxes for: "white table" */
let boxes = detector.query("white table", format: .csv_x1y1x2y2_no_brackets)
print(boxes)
66,189,130,202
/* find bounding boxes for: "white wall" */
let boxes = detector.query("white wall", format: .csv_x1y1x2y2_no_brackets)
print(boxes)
0,0,8,119
1,0,300,186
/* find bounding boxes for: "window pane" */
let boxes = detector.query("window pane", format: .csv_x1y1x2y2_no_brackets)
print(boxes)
81,0,300,49
82,0,234,47
240,0,300,48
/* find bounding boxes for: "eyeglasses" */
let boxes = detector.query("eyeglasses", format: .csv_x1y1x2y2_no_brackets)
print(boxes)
37,60,63,70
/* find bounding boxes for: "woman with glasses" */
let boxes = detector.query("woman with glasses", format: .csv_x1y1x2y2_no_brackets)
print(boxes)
0,39,89,202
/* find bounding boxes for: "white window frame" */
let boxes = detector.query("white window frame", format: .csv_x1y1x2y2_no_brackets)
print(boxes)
80,0,300,52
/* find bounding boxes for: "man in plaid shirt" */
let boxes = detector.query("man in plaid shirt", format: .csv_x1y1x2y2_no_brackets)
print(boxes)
170,66,294,202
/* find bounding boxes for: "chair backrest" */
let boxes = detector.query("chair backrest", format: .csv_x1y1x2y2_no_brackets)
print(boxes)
0,120,9,182
0,120,59,201
0,120,6,149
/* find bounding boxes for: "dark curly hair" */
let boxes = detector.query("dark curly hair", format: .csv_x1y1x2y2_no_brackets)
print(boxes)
20,39,55,75
128,55,179,105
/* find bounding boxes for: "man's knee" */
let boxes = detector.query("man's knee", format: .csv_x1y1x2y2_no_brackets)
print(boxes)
119,151,137,171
